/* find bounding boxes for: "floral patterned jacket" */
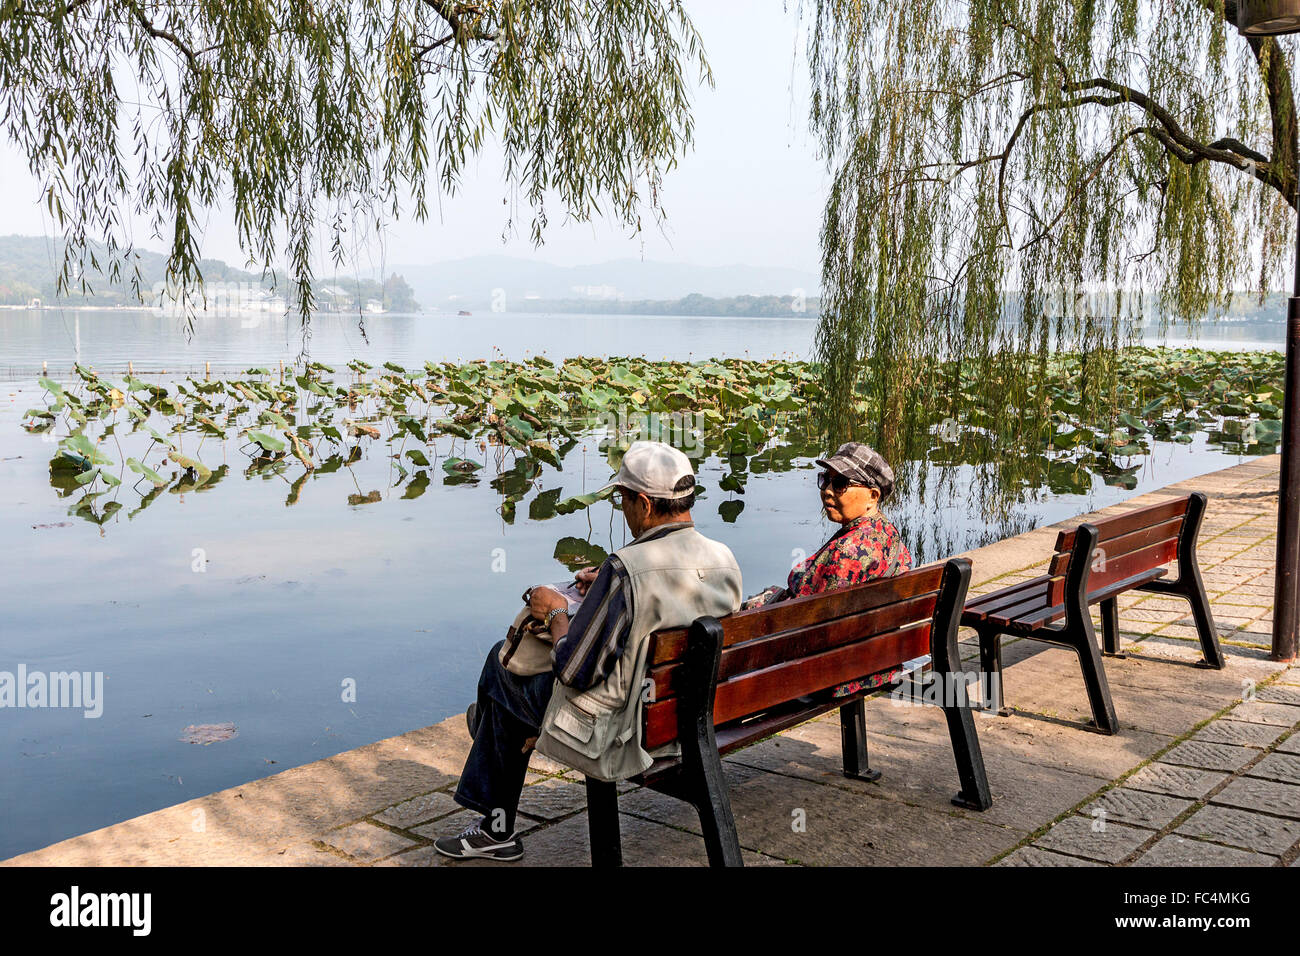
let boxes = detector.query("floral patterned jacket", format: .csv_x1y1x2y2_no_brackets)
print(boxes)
743,513,913,696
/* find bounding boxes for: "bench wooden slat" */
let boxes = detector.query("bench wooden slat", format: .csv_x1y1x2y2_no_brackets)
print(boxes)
982,586,1055,629
975,574,1071,623
963,574,1052,620
649,563,945,665
1090,515,1183,562
1089,537,1177,593
643,621,931,750
963,576,1061,623
647,591,937,702
1047,515,1181,577
1055,497,1191,554
636,674,901,785
1002,567,1167,631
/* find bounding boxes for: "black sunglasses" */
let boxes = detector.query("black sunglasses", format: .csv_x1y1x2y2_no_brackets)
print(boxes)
817,470,861,493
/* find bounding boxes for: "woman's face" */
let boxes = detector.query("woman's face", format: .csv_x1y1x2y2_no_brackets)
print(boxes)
819,468,881,525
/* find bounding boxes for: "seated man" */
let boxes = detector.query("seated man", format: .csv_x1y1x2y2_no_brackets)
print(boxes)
435,440,742,861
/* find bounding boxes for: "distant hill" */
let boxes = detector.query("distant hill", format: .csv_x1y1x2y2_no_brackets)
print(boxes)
513,292,820,317
0,234,269,305
390,254,822,312
0,235,418,311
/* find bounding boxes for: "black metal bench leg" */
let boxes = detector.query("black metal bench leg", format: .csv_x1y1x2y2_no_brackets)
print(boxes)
1100,597,1125,658
585,778,623,867
976,626,1010,715
936,560,993,810
942,690,993,810
680,617,744,867
1178,491,1224,669
1070,620,1120,734
839,698,882,782
690,746,745,867
1183,578,1225,670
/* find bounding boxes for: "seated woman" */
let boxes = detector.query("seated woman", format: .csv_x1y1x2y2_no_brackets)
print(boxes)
743,441,912,697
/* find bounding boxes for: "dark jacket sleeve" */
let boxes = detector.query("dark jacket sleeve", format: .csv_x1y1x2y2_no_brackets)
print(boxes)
550,555,632,690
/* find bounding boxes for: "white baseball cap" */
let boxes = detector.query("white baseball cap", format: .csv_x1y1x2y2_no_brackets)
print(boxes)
601,440,696,499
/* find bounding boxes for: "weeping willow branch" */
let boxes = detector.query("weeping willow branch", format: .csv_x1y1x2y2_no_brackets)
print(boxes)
804,0,1298,458
0,0,711,334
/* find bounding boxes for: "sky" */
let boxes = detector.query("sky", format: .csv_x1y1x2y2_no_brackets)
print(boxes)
0,2,831,277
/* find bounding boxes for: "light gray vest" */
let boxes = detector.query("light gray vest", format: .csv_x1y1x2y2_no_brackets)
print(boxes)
535,523,742,780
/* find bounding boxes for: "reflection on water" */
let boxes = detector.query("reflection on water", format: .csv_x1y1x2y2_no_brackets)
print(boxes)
0,309,818,381
1,308,1286,380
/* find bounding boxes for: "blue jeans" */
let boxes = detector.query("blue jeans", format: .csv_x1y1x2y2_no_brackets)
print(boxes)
452,640,555,837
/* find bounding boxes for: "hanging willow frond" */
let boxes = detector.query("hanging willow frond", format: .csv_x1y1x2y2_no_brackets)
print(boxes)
802,0,1296,457
0,0,711,332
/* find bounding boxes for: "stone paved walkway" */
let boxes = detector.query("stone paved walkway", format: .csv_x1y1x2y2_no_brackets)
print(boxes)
5,455,1297,867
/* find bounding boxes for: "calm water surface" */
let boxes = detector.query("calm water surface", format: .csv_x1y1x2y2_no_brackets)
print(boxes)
0,309,1285,858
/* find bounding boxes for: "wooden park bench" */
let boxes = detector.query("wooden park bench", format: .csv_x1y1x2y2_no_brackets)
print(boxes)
581,557,992,866
961,492,1225,735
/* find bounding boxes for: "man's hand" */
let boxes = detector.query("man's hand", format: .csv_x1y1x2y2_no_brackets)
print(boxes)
527,585,568,619
573,566,599,596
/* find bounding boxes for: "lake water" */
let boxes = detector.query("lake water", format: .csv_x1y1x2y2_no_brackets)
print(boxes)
0,308,1287,859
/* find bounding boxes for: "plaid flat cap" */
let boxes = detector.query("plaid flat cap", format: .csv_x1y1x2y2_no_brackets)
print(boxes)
816,442,896,499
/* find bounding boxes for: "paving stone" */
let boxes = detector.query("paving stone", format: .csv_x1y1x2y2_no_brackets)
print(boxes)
515,778,589,820
1224,700,1300,727
1083,788,1193,829
1133,835,1277,867
371,790,459,828
1216,593,1274,608
1192,719,1287,748
1129,635,1224,664
491,811,784,866
1138,597,1198,612
624,761,1017,865
994,846,1104,867
1277,667,1300,687
1034,815,1153,864
271,842,354,866
559,769,638,792
372,845,449,867
1124,608,1184,624
1211,777,1300,819
528,751,571,775
1221,644,1279,662
995,649,1231,736
318,821,419,862
1245,751,1300,785
1278,733,1300,754
718,707,1107,832
1257,685,1300,706
411,808,540,841
618,761,777,834
951,710,1171,780
1175,805,1300,855
1159,739,1259,773
1125,763,1228,799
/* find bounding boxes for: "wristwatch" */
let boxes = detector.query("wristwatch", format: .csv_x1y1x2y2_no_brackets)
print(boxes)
544,606,569,628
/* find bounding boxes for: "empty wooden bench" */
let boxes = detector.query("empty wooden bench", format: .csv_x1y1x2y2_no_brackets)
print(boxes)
962,492,1224,735
581,557,992,866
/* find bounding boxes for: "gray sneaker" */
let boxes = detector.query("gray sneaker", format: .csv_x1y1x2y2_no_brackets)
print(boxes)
434,819,523,862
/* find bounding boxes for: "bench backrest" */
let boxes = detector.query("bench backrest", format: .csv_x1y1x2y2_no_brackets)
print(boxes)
641,560,966,751
1042,494,1196,605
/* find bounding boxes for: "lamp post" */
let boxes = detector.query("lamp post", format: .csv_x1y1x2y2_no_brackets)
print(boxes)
1239,0,1300,661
